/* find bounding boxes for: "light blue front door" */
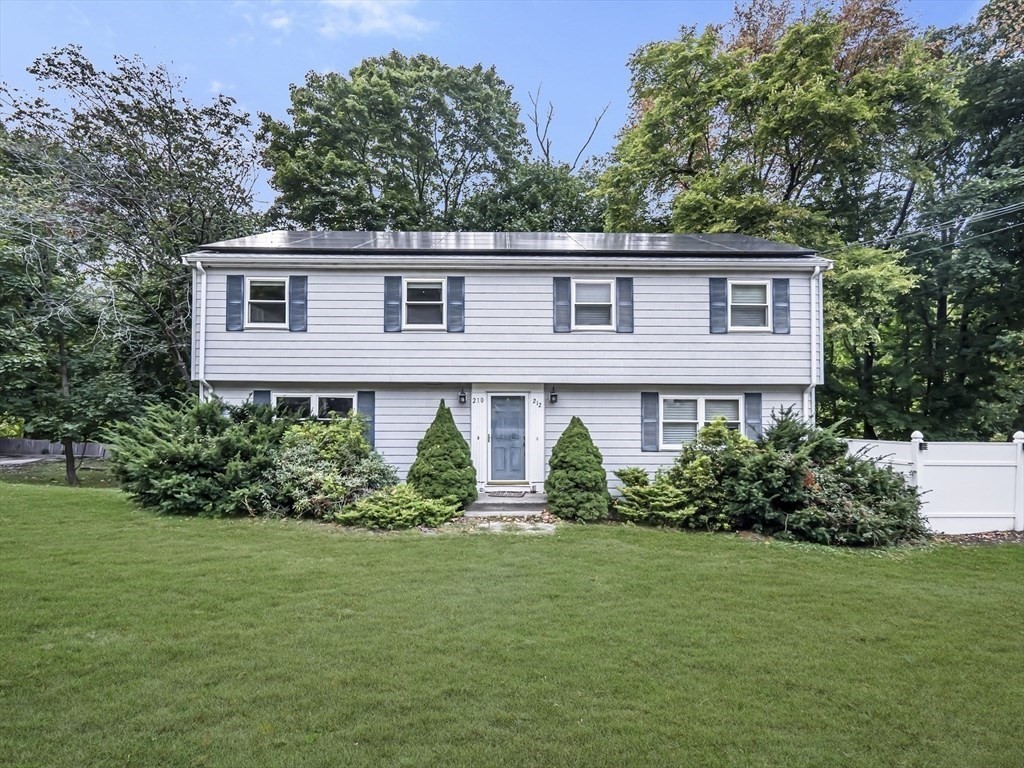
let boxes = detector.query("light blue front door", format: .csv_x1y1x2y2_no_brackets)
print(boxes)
490,395,526,481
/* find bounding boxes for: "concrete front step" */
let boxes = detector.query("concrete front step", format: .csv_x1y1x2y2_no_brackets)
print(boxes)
464,490,548,517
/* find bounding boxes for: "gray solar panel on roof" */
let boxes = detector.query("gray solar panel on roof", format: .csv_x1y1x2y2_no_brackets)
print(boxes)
200,230,816,256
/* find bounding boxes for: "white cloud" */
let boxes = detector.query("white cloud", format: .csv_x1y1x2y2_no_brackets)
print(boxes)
317,0,435,38
266,13,292,30
229,0,433,41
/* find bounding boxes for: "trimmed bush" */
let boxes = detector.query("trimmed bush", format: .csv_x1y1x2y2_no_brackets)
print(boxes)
262,415,398,518
334,483,460,530
106,399,288,517
614,467,694,526
406,400,477,508
545,416,610,521
612,410,928,546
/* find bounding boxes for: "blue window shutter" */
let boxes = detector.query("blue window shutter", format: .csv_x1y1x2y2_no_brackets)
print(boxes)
616,277,634,333
252,390,271,406
772,279,790,334
744,393,763,440
709,278,727,334
447,276,465,333
641,392,660,452
553,277,571,332
384,276,402,332
357,391,376,448
226,275,244,331
289,276,307,332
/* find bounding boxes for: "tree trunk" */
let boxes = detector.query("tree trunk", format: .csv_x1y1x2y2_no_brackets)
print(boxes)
862,341,877,439
62,436,79,487
57,335,79,486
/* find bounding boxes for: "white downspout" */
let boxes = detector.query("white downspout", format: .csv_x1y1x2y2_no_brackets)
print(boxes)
185,258,214,401
804,266,821,423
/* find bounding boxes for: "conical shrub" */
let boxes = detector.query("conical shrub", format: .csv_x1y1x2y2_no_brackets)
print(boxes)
545,416,609,521
407,399,477,508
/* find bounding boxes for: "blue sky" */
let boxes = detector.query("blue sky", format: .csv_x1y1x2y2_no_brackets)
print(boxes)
0,0,981,208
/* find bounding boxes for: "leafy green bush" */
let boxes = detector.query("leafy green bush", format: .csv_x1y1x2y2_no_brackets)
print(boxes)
334,483,460,530
614,467,694,526
545,416,610,521
262,415,397,518
0,413,23,438
106,399,288,517
406,400,477,508
612,410,927,546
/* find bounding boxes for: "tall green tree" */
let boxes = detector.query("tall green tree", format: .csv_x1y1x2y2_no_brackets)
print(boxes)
884,2,1024,437
260,51,528,231
0,136,137,485
1,46,261,398
598,0,969,438
460,161,605,231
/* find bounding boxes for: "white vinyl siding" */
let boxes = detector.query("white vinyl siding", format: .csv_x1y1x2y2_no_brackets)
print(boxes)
660,395,741,449
202,270,817,386
572,279,615,330
246,278,288,328
729,281,770,331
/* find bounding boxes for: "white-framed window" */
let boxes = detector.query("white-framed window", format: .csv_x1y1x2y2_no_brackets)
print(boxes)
403,278,446,329
729,281,771,331
572,278,615,330
274,393,355,421
660,396,742,449
246,278,288,328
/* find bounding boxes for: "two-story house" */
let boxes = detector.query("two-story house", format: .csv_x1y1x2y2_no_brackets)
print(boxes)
184,231,831,493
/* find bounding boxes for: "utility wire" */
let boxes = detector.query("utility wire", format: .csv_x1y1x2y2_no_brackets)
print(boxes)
820,200,1024,256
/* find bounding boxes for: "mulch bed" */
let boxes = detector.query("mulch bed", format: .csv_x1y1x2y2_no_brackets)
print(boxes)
932,530,1024,546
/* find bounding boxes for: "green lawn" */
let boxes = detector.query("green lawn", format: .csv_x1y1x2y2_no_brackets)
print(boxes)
0,457,115,488
1,483,1021,768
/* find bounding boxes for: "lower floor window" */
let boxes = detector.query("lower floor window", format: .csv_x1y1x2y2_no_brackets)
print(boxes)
275,394,354,421
661,396,741,448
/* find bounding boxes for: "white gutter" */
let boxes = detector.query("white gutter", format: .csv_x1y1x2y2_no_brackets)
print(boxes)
184,257,214,402
804,266,822,423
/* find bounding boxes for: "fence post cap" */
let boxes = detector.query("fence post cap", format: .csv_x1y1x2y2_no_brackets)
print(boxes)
911,430,925,441
1013,430,1024,443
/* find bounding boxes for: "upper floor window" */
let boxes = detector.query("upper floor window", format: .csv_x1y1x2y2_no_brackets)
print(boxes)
404,279,446,329
572,279,615,330
729,281,770,330
660,396,741,449
246,278,288,327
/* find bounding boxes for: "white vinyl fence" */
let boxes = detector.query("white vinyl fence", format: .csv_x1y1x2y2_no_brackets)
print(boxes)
0,438,108,458
848,431,1024,534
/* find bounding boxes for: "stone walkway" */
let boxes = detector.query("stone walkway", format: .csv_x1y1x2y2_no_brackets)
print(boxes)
474,521,556,535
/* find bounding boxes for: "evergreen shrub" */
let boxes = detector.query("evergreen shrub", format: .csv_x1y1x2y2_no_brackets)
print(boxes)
106,399,287,517
334,483,460,530
545,416,610,521
612,410,928,546
262,415,398,518
406,400,477,508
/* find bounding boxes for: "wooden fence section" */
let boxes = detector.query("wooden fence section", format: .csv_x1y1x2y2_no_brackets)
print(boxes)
849,431,1024,534
0,438,108,458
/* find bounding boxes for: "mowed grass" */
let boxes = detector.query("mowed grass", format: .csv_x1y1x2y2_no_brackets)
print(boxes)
0,458,115,488
1,483,1021,768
